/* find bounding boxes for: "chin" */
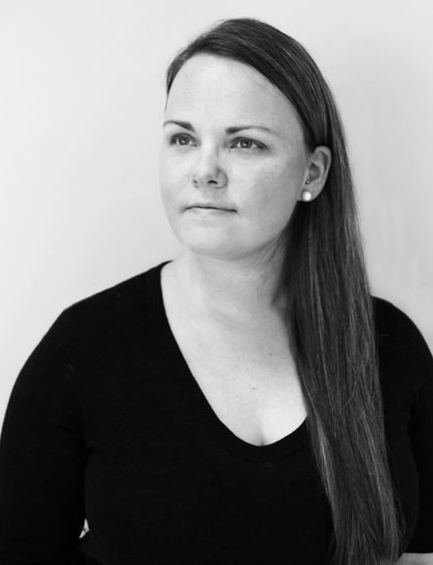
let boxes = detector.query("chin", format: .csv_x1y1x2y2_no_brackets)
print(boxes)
180,235,246,261
185,243,240,260
175,224,232,253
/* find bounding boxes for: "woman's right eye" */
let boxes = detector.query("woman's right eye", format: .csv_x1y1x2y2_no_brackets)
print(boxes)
170,134,195,147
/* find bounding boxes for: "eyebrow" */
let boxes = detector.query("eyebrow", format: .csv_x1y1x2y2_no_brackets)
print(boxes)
162,120,280,137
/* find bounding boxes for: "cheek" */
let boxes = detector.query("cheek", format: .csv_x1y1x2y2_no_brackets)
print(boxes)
159,155,182,206
248,166,299,225
159,150,192,192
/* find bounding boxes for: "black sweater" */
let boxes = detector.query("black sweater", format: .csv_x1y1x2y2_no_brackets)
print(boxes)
0,261,432,565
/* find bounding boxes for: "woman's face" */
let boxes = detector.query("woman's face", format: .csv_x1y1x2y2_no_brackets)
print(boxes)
159,54,310,262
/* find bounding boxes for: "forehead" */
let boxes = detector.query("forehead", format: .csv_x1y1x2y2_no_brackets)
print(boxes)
165,54,303,135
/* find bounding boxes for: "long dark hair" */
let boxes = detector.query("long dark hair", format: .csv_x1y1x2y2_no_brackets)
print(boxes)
165,18,403,565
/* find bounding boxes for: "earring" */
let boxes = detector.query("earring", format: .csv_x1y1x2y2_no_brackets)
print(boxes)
301,177,312,201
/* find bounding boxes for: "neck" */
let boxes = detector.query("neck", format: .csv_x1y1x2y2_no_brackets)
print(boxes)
170,248,287,328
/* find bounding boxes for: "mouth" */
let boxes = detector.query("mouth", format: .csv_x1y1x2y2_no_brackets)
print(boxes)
186,205,236,212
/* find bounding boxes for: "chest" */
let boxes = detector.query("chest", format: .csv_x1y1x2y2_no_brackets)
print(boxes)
163,300,307,447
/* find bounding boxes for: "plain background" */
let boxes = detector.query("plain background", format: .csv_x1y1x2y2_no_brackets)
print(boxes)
1,0,432,426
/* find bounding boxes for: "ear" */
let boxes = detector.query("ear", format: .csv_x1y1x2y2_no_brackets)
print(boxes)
299,146,332,202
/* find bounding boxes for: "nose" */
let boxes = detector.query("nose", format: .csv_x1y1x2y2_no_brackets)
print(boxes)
191,146,227,189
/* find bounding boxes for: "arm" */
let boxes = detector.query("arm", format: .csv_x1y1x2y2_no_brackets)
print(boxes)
390,304,433,560
0,312,86,564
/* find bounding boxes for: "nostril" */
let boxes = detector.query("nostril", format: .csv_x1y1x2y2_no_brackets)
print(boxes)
192,171,227,187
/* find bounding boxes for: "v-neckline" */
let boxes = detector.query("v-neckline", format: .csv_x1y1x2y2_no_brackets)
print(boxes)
147,260,308,462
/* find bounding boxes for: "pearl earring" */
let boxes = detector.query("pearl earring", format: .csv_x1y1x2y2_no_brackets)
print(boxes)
301,190,313,202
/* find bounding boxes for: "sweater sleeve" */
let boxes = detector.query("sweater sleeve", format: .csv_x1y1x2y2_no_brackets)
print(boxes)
399,309,433,553
379,299,433,554
0,310,87,564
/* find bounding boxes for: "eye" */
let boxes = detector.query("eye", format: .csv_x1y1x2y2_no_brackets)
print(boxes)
170,133,195,147
232,138,264,150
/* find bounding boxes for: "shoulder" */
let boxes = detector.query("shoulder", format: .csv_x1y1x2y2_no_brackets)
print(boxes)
372,295,431,356
372,296,433,393
373,296,427,346
69,261,166,320
11,262,169,418
41,261,168,354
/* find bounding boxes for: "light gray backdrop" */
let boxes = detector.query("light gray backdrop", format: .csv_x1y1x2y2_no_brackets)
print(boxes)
1,0,432,424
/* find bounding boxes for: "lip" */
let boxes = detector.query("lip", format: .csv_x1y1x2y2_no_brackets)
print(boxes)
186,203,236,211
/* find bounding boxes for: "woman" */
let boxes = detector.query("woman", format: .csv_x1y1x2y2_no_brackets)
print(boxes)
0,17,432,565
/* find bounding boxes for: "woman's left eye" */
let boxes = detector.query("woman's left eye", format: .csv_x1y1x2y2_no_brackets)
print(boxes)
232,138,264,150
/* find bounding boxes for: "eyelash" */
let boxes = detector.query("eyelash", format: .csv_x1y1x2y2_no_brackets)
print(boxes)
169,133,265,151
